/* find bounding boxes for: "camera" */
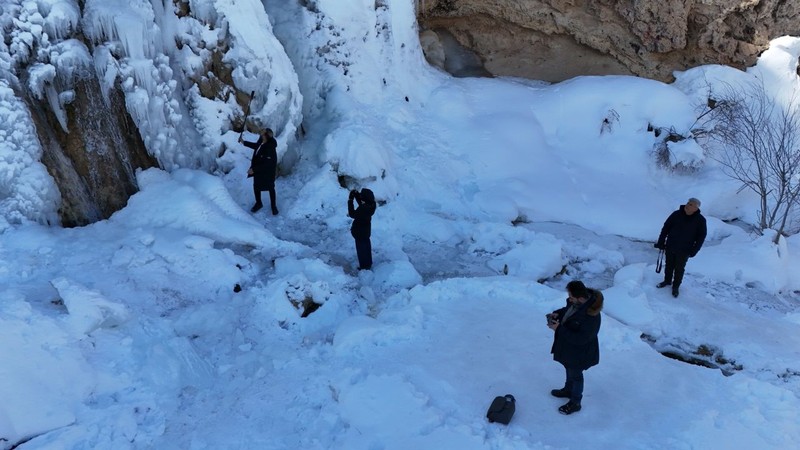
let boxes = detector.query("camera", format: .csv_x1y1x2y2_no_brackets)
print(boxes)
350,189,360,200
546,313,558,325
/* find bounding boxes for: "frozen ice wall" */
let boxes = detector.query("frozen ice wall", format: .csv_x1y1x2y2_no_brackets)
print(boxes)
2,0,89,130
266,0,436,121
0,0,303,225
0,0,87,225
83,0,302,170
262,0,440,202
0,80,61,229
83,0,202,169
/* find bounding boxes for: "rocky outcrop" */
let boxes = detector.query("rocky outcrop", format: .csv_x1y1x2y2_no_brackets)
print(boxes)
2,0,302,227
27,76,158,227
417,0,800,82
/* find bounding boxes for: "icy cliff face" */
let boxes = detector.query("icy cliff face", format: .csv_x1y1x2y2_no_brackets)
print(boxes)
0,0,303,227
1,0,431,227
263,0,438,201
81,0,302,170
0,81,60,229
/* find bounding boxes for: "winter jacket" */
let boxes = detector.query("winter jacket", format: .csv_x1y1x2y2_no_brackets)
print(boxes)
550,289,602,370
243,137,278,191
657,205,707,257
349,189,376,239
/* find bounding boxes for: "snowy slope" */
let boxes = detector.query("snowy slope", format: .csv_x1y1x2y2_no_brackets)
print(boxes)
2,1,800,449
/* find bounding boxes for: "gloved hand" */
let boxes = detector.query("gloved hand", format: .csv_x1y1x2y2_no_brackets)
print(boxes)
654,243,665,250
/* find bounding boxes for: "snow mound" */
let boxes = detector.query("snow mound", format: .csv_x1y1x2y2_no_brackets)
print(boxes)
51,277,130,336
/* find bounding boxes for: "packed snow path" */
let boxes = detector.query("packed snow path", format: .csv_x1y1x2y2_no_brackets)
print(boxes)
172,205,800,449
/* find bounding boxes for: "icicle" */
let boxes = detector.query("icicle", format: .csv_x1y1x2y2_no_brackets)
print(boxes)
125,88,150,125
42,0,81,41
92,45,119,105
83,1,156,60
129,59,157,94
51,39,92,86
45,82,68,132
148,0,170,55
114,14,150,60
27,63,56,100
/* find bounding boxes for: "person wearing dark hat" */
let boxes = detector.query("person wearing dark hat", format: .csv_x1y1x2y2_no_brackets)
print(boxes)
239,128,279,215
546,280,603,415
654,197,707,297
348,188,376,270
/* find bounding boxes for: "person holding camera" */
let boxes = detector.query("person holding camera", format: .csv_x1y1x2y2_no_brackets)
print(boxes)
239,128,278,215
348,188,376,270
546,280,603,415
654,197,707,297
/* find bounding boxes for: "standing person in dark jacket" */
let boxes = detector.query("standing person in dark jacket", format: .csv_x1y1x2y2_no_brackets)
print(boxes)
348,188,376,270
654,198,707,297
546,280,603,415
239,128,279,215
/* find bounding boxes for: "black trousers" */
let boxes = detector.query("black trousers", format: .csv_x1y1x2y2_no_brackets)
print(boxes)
563,366,584,404
254,185,277,210
663,251,690,287
354,236,372,269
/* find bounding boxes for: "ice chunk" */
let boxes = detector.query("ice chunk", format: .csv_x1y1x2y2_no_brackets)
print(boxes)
27,62,56,99
51,277,131,336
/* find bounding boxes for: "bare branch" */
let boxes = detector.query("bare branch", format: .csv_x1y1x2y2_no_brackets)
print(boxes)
702,80,800,240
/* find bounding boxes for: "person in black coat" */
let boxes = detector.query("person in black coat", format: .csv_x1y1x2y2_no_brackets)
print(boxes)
239,128,278,215
348,188,376,270
546,280,603,415
654,197,707,297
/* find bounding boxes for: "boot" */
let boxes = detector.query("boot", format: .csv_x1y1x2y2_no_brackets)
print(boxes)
251,203,263,213
551,388,570,399
657,281,671,288
558,401,582,415
672,285,680,297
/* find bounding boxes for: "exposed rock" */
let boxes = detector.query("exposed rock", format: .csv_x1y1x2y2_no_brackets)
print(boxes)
422,28,493,77
3,0,303,227
28,76,158,227
418,0,800,82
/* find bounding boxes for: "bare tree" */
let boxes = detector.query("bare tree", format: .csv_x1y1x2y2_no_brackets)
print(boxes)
700,81,800,242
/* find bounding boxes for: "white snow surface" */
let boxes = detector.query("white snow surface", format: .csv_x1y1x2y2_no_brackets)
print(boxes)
1,1,800,449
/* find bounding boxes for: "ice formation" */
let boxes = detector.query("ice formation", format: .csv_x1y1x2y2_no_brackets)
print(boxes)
1,0,304,225
0,80,61,228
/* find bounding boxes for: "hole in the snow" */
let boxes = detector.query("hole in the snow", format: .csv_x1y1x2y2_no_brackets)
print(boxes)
641,333,743,376
290,297,323,318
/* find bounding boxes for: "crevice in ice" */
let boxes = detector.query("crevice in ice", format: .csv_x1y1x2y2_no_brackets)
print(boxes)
641,333,743,376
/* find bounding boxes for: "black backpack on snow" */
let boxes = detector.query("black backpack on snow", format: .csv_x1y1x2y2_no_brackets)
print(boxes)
486,394,516,424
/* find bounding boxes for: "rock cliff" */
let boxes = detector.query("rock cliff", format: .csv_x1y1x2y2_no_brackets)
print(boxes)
1,0,301,227
418,0,800,82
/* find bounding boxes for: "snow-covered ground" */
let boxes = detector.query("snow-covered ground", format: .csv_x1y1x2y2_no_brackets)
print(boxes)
2,1,800,449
